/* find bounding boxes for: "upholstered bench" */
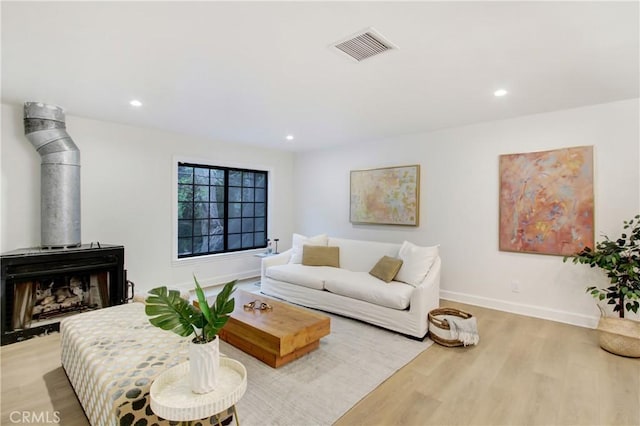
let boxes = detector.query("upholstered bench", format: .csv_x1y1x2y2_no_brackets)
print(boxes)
60,302,233,425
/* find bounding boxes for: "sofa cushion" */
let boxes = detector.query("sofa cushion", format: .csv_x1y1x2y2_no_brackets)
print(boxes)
289,233,328,264
324,272,413,310
266,264,345,290
328,238,401,272
369,256,403,283
302,246,340,267
395,241,439,287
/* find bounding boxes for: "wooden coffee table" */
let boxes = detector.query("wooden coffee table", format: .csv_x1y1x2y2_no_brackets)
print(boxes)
219,290,330,368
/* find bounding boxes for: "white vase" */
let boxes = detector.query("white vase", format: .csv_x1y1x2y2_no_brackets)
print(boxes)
189,337,220,394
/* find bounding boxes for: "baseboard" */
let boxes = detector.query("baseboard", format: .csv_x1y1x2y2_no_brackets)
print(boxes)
440,290,599,329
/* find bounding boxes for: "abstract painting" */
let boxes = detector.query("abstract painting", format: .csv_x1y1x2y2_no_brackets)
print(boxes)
350,165,419,226
499,146,594,256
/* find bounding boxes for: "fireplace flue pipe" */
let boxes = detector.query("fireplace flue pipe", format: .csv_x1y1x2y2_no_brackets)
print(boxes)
24,102,81,248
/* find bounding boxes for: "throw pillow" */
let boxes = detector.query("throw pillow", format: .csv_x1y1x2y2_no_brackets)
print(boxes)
301,245,340,267
369,256,404,283
395,241,439,287
289,233,328,264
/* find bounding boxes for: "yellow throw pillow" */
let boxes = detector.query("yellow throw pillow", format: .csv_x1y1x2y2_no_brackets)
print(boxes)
302,245,340,267
369,256,404,283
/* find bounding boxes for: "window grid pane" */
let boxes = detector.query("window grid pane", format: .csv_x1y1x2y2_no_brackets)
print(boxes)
178,162,267,258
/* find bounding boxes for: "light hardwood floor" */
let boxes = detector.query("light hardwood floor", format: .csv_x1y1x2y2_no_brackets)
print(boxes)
1,300,638,426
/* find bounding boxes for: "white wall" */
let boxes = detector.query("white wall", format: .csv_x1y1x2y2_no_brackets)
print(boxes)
3,99,637,324
1,103,295,292
293,99,640,327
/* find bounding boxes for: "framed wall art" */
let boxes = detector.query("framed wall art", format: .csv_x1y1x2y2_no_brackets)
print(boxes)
499,146,594,256
350,165,420,226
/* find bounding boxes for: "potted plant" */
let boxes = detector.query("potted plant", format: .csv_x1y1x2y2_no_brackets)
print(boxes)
563,214,640,357
145,276,236,393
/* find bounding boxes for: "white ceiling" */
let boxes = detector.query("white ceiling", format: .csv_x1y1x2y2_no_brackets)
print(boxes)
2,1,638,152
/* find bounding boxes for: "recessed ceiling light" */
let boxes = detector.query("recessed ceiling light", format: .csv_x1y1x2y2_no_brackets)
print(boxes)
494,89,508,97
129,99,143,107
285,135,294,141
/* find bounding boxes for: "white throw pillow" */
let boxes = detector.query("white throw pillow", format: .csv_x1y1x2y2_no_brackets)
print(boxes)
289,233,328,264
395,241,439,287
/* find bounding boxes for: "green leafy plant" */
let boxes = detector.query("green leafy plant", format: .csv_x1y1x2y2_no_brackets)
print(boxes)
563,215,640,318
145,276,236,343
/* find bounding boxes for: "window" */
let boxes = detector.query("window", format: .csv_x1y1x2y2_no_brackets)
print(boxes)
177,162,268,258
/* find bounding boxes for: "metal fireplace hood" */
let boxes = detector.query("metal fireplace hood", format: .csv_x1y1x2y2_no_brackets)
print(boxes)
23,102,81,248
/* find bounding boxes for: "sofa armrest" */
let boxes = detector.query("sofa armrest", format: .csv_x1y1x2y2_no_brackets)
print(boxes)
260,249,292,284
409,256,441,318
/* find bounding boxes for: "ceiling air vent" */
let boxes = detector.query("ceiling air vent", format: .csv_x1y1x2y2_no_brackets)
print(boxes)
331,28,396,62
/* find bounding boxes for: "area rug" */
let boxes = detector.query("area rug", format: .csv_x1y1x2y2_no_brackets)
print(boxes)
220,312,433,426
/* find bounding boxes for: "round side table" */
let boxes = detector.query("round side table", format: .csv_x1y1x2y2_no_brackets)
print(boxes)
150,357,247,426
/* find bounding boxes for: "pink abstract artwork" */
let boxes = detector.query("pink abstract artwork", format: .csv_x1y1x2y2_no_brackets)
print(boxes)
499,146,594,256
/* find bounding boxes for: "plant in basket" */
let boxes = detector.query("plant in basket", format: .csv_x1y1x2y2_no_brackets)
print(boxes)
145,275,236,393
563,214,640,357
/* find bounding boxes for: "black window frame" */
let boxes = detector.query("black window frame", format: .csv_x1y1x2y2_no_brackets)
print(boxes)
177,162,268,259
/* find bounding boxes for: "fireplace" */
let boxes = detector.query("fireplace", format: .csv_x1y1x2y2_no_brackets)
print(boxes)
1,244,132,345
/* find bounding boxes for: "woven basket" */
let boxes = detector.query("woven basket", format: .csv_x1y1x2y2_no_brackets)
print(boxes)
597,316,640,358
428,307,474,347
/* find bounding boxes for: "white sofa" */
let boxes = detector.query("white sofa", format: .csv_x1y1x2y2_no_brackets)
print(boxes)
260,236,440,339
